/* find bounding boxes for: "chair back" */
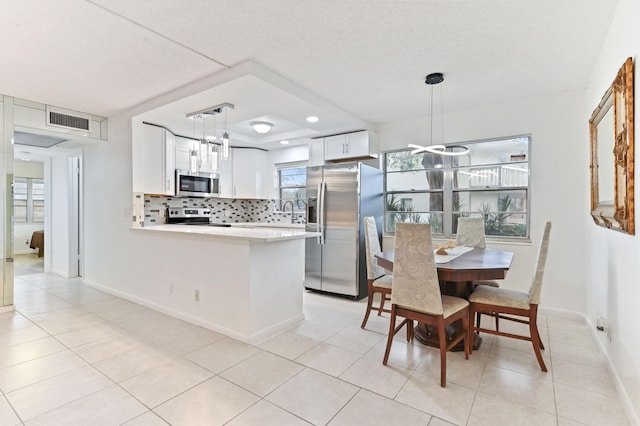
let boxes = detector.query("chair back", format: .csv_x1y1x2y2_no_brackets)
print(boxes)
456,217,486,248
392,223,443,315
363,216,386,280
528,221,552,305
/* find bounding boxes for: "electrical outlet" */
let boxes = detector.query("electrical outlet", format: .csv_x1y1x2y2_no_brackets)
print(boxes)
25,239,29,246
195,289,200,302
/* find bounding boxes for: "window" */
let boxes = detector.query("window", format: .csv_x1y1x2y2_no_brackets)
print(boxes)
13,177,45,223
384,136,530,239
278,165,307,211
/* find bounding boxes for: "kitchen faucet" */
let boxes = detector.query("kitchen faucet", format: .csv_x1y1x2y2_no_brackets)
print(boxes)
282,200,295,224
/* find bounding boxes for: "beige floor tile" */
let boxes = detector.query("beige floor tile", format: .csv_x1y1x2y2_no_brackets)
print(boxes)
295,342,361,377
0,336,66,369
552,358,618,397
339,356,412,399
267,368,358,425
24,384,147,426
0,395,21,426
5,365,112,421
360,311,393,335
549,341,606,368
0,350,88,393
548,326,598,350
54,322,121,348
290,317,344,341
468,392,557,425
413,348,487,391
220,351,304,397
478,366,556,414
0,312,34,334
428,417,457,426
93,345,175,383
258,331,321,360
395,371,476,425
154,376,259,426
486,344,551,379
153,326,226,356
0,325,49,348
491,333,550,354
226,399,311,426
122,411,170,426
364,338,430,370
186,337,260,373
120,358,213,408
325,325,385,354
328,389,431,425
555,382,630,426
557,417,591,426
72,334,144,364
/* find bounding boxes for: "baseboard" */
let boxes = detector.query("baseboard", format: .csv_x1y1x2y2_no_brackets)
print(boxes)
585,317,640,426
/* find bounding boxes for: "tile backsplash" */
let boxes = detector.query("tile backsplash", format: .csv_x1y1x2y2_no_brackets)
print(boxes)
140,195,306,227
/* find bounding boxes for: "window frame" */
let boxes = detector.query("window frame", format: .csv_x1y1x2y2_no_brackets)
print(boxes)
13,177,45,224
383,135,531,241
276,162,307,212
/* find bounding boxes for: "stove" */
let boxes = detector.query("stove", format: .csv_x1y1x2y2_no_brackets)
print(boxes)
165,206,232,227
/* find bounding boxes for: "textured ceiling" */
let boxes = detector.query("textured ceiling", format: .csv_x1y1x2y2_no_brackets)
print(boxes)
0,0,620,147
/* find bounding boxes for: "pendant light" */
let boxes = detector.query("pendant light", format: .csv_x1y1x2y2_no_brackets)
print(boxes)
222,107,230,160
409,73,469,156
187,102,234,161
189,115,199,174
207,114,219,171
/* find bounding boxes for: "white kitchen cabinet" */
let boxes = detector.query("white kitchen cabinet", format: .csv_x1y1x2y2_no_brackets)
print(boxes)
218,149,233,198
308,139,325,166
175,136,195,171
324,130,378,161
140,123,175,195
232,148,269,199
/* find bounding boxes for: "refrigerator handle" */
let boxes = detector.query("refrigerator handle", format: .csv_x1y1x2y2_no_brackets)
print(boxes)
318,182,326,245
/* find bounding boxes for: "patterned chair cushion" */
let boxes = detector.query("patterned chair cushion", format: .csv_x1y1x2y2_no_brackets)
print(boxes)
469,285,530,309
373,274,393,289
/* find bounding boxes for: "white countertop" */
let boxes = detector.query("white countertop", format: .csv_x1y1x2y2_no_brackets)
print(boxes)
132,223,318,242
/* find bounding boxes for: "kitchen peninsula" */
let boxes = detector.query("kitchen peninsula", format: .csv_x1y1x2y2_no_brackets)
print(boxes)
130,224,318,344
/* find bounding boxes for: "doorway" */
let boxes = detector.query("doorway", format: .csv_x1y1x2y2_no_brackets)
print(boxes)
13,133,84,278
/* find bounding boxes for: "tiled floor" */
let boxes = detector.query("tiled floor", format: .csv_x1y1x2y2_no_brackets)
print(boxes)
0,272,631,425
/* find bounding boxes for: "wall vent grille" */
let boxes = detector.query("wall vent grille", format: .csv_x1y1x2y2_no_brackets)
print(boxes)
49,111,90,131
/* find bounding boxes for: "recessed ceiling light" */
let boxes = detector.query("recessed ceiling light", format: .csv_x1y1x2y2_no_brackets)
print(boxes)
280,140,290,145
306,116,319,123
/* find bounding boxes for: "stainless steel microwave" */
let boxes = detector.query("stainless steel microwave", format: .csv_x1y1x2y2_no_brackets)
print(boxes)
175,170,220,197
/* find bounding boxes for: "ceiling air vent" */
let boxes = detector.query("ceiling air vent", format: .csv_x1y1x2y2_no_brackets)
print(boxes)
46,105,92,133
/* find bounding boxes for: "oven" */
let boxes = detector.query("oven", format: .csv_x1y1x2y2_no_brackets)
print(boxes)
175,170,219,197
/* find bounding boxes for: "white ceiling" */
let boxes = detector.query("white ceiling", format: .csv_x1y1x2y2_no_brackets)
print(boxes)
0,0,620,150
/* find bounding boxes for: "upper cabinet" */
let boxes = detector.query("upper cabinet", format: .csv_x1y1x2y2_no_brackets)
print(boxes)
308,138,325,167
323,130,379,162
231,148,269,198
138,123,176,195
175,136,195,172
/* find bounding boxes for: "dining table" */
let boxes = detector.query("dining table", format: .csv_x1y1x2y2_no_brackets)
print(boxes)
375,246,514,350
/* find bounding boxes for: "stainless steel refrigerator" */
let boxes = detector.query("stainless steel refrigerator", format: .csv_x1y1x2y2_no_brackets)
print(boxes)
305,162,383,299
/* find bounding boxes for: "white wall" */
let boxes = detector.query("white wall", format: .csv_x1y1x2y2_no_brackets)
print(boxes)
584,0,640,421
379,89,588,314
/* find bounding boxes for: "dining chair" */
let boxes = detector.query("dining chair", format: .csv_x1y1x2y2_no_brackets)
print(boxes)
383,223,469,387
361,216,393,329
469,221,552,371
456,217,487,248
